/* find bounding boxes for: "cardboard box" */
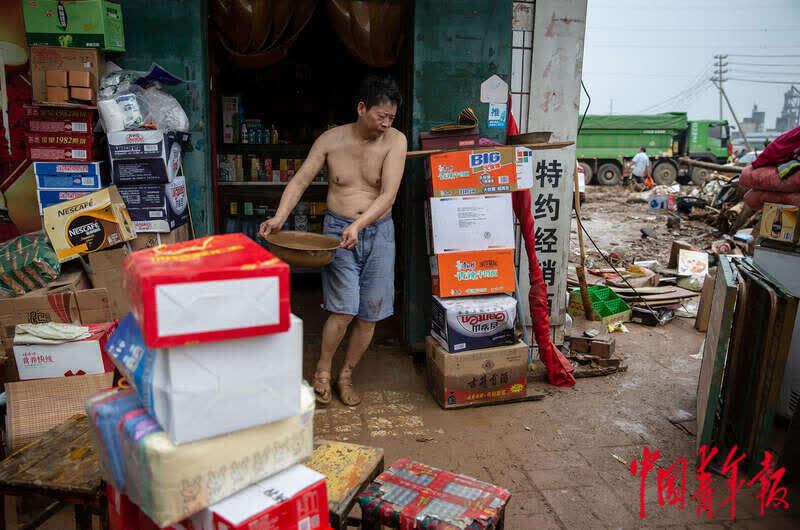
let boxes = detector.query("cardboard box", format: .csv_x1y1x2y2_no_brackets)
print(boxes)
27,115,93,134
37,188,93,214
426,335,528,409
13,322,114,380
431,294,517,352
46,70,67,87
122,233,291,348
34,162,107,189
69,70,92,87
86,247,130,320
430,249,516,297
43,186,136,263
30,47,100,105
130,224,190,251
24,104,94,124
761,203,800,244
107,313,303,444
27,144,93,161
427,146,534,197
23,0,125,52
427,194,515,253
70,86,93,101
107,130,184,184
45,86,69,103
117,175,189,233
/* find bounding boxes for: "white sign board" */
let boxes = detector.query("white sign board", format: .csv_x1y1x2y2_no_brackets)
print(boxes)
480,74,509,104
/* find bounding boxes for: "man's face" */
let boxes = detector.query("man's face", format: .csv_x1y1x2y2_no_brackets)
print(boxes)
357,100,397,137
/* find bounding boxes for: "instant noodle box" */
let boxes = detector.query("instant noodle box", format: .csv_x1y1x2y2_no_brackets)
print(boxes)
427,145,534,197
431,294,517,352
43,186,135,263
430,249,515,298
122,233,290,348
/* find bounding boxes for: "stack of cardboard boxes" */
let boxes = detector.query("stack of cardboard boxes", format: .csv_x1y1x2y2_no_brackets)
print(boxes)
86,233,330,529
425,146,534,409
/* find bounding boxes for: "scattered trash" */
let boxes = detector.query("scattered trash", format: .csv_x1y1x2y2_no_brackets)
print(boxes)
611,453,629,466
583,328,600,338
608,322,629,333
415,435,435,443
711,239,733,254
523,426,531,432
640,227,657,239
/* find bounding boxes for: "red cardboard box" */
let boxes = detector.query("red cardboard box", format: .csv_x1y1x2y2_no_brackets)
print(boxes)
26,145,93,162
13,322,115,380
123,233,290,348
26,131,94,150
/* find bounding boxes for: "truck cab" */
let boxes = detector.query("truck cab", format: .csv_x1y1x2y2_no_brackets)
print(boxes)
687,120,731,163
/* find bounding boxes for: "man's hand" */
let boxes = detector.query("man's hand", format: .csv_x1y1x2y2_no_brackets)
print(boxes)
340,223,362,249
258,216,285,240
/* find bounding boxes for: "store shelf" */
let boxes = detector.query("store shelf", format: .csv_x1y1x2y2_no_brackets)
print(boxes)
219,144,312,155
218,181,328,186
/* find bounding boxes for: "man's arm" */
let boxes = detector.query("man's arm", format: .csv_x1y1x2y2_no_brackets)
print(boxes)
258,133,329,238
340,133,407,248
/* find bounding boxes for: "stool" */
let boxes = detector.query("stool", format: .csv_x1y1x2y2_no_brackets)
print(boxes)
0,414,105,530
304,439,384,530
358,458,509,530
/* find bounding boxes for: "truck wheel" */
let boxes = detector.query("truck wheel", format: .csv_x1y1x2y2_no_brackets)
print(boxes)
691,166,711,186
652,161,677,185
596,163,622,186
578,162,593,183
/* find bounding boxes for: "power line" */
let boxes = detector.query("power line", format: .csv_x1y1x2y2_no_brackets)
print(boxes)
727,78,800,85
588,26,799,32
729,62,800,67
729,70,800,76
634,63,714,113
591,44,800,49
728,54,800,58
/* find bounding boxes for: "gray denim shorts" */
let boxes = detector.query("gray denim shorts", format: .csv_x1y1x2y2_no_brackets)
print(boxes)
321,212,395,321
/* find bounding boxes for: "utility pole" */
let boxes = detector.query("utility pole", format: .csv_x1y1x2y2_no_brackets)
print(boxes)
609,98,613,114
712,54,728,121
712,79,752,152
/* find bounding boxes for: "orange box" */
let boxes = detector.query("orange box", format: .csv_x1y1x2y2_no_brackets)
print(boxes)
430,249,516,298
70,87,93,101
68,70,92,88
45,69,67,87
427,146,534,197
45,86,69,103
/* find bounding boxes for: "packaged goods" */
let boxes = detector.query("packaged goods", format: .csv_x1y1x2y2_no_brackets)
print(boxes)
122,233,290,348
118,175,189,233
431,294,517,352
37,189,92,213
106,313,303,444
13,322,114,380
107,130,186,184
86,385,315,527
42,186,136,263
761,203,800,244
24,105,94,133
425,337,528,409
86,247,130,320
129,224,190,251
0,232,61,297
22,0,125,52
427,194,515,253
430,249,516,297
34,162,107,189
427,146,534,196
30,47,100,104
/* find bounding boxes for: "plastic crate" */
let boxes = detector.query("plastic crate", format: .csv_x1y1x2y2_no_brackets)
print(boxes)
568,286,631,325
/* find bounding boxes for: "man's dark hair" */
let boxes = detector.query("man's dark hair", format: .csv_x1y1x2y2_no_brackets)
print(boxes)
357,74,402,109
640,147,647,153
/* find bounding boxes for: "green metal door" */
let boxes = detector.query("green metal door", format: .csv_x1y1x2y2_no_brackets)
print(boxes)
401,0,512,349
117,0,213,236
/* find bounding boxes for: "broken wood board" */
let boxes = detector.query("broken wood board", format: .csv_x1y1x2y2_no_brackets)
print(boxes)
695,273,717,332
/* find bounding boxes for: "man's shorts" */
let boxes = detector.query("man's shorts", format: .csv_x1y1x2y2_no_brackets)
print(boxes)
321,212,395,322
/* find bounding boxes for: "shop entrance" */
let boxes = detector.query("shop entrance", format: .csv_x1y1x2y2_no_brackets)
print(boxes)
208,3,412,340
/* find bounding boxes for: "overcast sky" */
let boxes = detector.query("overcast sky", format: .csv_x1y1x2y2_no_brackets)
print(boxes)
581,0,800,130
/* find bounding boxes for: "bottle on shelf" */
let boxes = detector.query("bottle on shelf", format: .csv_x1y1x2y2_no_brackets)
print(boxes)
240,121,249,144
270,123,279,144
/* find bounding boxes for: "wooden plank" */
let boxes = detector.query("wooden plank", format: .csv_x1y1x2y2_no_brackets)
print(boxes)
304,440,384,527
695,274,717,332
696,257,739,452
0,414,100,497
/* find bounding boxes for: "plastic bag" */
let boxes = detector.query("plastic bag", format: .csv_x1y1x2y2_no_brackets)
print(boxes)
0,231,60,298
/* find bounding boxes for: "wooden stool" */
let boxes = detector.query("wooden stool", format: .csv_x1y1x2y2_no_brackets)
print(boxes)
0,414,105,530
305,439,384,530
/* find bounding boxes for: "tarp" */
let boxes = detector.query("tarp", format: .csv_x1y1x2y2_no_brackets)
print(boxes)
580,113,688,131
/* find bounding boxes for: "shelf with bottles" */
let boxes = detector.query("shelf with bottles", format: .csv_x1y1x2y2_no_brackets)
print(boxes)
218,151,329,185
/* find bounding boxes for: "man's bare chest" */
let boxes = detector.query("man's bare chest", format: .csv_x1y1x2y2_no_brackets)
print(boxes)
327,144,390,188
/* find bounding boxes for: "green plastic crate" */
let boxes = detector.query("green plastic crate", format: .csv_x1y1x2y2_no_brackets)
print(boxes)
568,286,631,325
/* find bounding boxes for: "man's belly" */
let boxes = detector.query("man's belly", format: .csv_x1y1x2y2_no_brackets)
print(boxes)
326,185,387,222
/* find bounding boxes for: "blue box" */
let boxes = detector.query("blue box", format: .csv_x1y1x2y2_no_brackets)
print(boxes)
34,162,108,190
37,189,92,214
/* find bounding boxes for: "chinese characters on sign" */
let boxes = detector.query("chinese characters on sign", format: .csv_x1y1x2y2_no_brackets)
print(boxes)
629,446,790,521
533,156,564,316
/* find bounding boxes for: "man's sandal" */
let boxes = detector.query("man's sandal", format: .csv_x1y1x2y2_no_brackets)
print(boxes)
312,370,332,406
336,369,361,407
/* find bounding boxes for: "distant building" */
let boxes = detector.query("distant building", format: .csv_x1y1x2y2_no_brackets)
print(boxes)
775,86,799,131
741,104,765,134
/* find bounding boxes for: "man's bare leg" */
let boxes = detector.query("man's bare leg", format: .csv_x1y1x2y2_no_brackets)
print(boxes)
315,313,353,405
337,318,376,406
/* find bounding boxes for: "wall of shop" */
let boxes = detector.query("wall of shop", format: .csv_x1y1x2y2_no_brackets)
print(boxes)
118,0,214,237
401,0,513,349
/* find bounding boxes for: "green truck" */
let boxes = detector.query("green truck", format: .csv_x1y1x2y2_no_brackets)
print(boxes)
576,112,731,186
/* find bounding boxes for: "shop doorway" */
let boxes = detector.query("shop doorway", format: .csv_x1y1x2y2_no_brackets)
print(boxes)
208,2,412,340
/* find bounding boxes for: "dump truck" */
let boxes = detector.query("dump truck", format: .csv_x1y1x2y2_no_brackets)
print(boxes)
576,112,732,186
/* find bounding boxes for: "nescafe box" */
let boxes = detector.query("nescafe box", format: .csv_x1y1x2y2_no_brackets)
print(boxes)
431,294,517,352
42,186,136,263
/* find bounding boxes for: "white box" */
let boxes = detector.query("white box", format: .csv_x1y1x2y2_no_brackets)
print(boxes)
107,129,186,184
13,323,114,380
427,194,515,253
105,313,303,445
431,294,517,352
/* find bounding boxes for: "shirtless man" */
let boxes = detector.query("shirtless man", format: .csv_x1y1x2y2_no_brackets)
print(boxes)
258,75,407,406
